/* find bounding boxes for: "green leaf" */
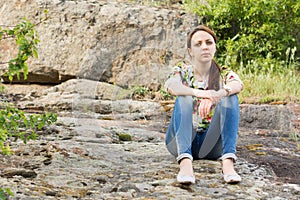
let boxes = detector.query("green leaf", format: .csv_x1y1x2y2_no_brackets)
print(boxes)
33,49,38,59
5,188,13,197
0,188,7,200
8,30,14,36
23,62,28,80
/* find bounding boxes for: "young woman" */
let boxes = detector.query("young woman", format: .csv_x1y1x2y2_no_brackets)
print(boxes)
164,25,243,184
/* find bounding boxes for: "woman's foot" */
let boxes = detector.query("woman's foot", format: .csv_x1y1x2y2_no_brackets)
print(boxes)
177,158,195,184
222,158,241,183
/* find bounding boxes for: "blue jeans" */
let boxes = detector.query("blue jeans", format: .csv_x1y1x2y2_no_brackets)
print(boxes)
165,95,240,162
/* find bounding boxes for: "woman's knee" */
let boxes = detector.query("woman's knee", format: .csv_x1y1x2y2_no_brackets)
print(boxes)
225,94,239,105
174,96,194,116
217,94,239,109
165,138,178,157
176,96,193,107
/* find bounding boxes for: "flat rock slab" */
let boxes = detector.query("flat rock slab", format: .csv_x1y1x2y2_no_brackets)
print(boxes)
0,117,299,199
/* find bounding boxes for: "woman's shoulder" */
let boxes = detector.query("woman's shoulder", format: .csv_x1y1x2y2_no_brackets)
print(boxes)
219,65,243,83
174,61,192,71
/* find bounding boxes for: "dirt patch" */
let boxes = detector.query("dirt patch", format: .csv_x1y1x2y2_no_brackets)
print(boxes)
237,128,300,184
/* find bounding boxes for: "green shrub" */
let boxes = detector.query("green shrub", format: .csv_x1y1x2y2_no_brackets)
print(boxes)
0,188,13,200
0,104,57,155
130,86,153,99
0,19,39,81
0,12,53,154
183,0,299,66
159,87,174,100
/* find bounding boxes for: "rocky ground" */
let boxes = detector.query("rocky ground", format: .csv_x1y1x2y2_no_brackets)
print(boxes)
0,83,299,199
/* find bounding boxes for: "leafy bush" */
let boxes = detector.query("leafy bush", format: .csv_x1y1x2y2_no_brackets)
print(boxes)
0,188,13,200
159,87,174,100
0,104,57,155
0,19,39,81
183,0,299,70
130,86,153,99
0,14,54,150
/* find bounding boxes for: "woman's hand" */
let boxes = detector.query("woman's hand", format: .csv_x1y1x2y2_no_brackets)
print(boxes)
193,89,226,105
196,89,228,118
198,98,213,118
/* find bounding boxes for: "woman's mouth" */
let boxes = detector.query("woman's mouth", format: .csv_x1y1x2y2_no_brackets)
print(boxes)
201,53,210,57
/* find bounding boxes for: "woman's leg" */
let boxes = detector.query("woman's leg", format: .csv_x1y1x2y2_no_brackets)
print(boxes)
192,94,240,161
218,94,241,182
191,94,241,183
165,96,194,162
219,94,240,161
165,96,195,183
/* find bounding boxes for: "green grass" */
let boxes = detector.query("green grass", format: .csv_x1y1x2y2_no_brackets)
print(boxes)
238,71,300,104
237,59,300,104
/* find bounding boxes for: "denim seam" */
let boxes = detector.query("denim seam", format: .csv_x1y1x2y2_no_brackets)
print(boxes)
177,153,193,162
174,98,181,157
221,153,237,162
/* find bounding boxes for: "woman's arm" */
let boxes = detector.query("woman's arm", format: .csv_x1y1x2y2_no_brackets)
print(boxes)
198,81,243,118
165,73,243,100
221,69,244,96
164,73,195,96
224,80,243,95
165,73,231,100
211,80,243,103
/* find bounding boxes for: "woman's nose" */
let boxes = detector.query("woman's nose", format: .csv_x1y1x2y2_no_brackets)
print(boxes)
201,43,208,49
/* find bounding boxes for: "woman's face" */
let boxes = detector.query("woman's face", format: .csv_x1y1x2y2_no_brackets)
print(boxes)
188,30,216,64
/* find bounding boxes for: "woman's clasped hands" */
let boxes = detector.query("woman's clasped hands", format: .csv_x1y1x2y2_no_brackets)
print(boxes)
193,89,226,118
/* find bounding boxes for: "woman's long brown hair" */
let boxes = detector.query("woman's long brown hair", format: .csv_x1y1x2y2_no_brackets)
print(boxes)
187,25,220,91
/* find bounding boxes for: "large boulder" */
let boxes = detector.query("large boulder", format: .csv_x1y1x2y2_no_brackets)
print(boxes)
17,79,166,120
239,104,293,131
0,0,199,89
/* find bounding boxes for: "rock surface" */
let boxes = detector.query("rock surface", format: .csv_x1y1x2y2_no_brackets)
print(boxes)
0,0,198,89
240,104,294,131
16,79,166,121
0,117,299,199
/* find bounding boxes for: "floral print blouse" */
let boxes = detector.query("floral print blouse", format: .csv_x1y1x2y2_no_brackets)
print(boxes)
168,61,243,129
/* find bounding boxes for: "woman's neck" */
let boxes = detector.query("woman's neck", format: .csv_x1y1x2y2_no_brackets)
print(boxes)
193,60,212,78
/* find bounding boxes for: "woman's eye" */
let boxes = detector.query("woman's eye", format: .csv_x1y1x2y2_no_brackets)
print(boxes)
206,41,213,45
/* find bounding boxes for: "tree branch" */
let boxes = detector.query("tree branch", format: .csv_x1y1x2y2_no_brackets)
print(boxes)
1,35,15,40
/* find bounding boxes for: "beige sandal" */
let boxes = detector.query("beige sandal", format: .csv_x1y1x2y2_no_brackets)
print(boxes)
177,173,196,185
222,172,241,183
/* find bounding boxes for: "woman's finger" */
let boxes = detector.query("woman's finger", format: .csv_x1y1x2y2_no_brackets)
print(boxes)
198,102,205,118
203,99,212,117
199,99,212,118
